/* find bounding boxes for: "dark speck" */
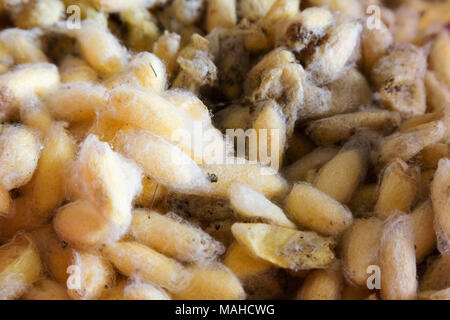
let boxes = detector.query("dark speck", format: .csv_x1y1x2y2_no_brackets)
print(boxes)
206,173,218,183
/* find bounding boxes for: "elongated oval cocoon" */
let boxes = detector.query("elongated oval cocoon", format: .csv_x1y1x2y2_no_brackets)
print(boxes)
285,183,353,237
231,223,335,270
103,241,190,293
283,147,339,182
314,139,369,204
46,82,106,122
130,210,224,263
0,234,42,300
379,215,417,300
0,63,59,121
172,264,246,300
229,183,296,228
114,128,209,194
203,160,288,200
0,124,41,191
69,134,142,229
53,200,120,249
431,159,450,254
67,251,115,300
342,217,383,286
75,20,129,74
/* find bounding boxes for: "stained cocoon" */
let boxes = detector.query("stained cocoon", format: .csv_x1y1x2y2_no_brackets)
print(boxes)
307,21,362,85
231,223,336,270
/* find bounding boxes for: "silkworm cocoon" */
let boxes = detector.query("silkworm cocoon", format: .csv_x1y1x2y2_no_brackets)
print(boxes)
13,0,64,29
224,241,273,281
409,200,436,263
0,233,42,300
53,200,121,249
45,82,106,122
123,278,171,300
67,250,115,300
0,28,47,64
90,0,165,12
377,120,446,165
314,138,369,204
68,134,142,230
420,252,450,292
114,128,209,194
306,21,362,85
205,0,237,33
0,63,59,121
203,160,288,200
375,159,419,220
379,214,417,300
283,147,339,182
296,261,343,300
285,183,353,237
153,31,181,77
172,263,246,300
231,223,336,270
75,20,129,75
0,124,41,191
130,210,224,263
22,279,70,300
342,217,383,286
19,96,53,133
431,159,450,254
104,85,194,153
60,56,98,83
228,183,296,228
0,185,10,216
103,241,190,293
21,122,76,221
104,52,166,93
